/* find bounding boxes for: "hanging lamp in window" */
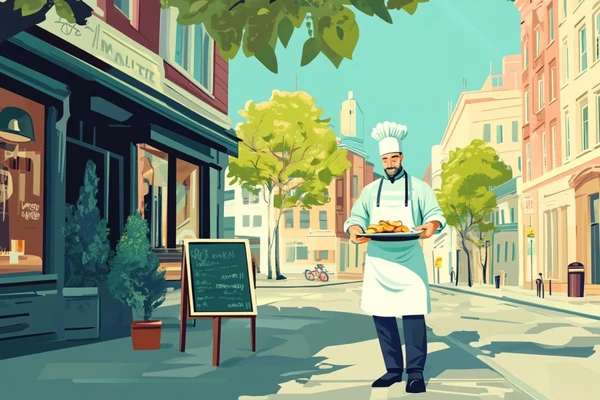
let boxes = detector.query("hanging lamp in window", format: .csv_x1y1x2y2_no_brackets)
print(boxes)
0,107,35,143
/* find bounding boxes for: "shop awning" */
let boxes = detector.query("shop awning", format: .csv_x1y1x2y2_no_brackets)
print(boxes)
7,31,241,157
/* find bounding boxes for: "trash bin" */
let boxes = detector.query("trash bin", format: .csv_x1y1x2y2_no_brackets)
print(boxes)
494,275,500,289
567,262,585,297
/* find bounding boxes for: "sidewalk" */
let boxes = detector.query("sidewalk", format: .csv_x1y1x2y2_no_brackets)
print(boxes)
431,282,600,320
255,273,362,288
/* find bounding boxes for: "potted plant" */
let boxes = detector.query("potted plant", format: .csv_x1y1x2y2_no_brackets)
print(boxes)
108,212,167,350
63,160,111,340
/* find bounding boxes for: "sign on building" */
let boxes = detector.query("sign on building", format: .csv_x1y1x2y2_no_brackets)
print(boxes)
526,227,536,239
38,14,164,91
435,256,442,269
524,197,534,215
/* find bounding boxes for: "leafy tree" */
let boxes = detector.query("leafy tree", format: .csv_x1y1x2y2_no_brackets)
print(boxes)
160,0,430,73
1,0,515,72
108,213,167,322
434,139,511,287
0,0,93,44
63,159,111,287
227,90,351,279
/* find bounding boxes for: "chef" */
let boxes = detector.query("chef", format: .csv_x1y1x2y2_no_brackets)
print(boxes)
344,121,446,394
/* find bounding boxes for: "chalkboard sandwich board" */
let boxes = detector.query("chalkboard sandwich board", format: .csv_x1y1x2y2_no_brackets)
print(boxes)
179,239,258,366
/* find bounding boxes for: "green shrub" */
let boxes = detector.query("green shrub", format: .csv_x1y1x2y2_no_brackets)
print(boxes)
108,212,167,321
64,160,110,287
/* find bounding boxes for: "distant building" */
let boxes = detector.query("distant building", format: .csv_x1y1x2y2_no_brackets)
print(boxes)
277,138,376,277
223,169,269,273
491,177,521,286
429,54,523,285
514,0,600,294
340,91,364,139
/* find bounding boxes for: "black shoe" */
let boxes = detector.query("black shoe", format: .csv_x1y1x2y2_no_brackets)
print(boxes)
276,275,287,280
372,370,403,388
406,377,426,393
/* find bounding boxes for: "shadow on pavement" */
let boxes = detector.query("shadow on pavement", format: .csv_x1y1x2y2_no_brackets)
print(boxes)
1,305,517,400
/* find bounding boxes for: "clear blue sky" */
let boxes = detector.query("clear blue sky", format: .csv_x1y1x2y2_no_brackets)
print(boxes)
228,0,521,178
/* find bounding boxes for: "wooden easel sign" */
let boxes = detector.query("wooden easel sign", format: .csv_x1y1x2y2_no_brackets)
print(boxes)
178,239,258,366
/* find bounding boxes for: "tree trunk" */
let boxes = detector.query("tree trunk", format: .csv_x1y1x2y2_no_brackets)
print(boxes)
274,224,282,277
462,239,473,287
266,189,275,280
481,242,489,284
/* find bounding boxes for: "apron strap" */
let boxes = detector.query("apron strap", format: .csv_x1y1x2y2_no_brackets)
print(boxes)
404,172,409,207
376,178,384,207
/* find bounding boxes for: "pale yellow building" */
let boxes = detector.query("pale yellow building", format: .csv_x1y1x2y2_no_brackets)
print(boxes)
517,0,600,293
430,55,523,285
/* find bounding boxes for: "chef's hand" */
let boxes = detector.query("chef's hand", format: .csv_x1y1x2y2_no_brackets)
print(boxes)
414,221,441,239
349,225,370,244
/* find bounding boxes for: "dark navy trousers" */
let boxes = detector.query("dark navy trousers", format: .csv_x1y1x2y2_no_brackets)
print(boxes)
373,315,427,373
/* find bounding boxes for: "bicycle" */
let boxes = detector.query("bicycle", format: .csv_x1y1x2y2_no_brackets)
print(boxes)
304,264,330,282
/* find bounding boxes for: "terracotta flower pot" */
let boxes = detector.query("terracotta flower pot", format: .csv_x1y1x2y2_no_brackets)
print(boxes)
131,320,162,350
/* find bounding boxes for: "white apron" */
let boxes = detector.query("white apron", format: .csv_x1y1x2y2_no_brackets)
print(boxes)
361,175,430,317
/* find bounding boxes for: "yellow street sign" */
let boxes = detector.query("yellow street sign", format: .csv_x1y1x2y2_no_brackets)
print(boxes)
435,256,443,269
526,227,536,238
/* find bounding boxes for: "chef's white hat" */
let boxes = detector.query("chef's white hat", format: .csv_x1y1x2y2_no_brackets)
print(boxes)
371,121,408,156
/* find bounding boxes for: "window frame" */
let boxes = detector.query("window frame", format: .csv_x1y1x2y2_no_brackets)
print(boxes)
597,95,600,144
524,41,529,69
483,123,491,141
525,90,530,123
580,25,588,72
284,210,294,228
115,0,134,20
536,29,542,57
252,215,262,227
551,124,557,169
595,12,600,61
550,67,555,100
318,210,328,230
299,210,310,229
242,215,250,228
496,124,503,144
542,131,547,173
526,142,531,181
565,112,571,160
549,7,555,43
538,78,544,111
511,120,519,142
159,8,215,94
582,102,589,151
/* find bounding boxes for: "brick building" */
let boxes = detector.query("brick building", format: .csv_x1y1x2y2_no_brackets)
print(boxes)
0,1,236,351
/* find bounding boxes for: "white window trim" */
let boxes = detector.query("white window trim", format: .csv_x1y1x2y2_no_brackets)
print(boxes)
565,112,571,160
550,68,555,100
596,12,600,61
159,9,215,95
525,91,530,123
538,78,544,111
549,7,555,43
536,29,542,57
580,26,588,72
551,125,557,169
565,44,570,80
597,95,600,144
524,41,529,69
582,103,589,150
526,142,531,181
542,131,547,173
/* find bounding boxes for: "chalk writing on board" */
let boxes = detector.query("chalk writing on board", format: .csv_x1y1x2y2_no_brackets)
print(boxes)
187,241,255,314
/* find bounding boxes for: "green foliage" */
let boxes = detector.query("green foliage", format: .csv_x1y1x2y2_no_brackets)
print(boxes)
435,139,512,238
13,0,83,23
108,213,167,322
160,0,430,71
63,160,111,288
228,90,351,212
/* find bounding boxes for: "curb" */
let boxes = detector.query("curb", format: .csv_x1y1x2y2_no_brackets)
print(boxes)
257,280,362,289
431,284,600,321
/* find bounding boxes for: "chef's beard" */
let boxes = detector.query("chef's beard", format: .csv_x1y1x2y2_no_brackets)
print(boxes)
385,167,400,177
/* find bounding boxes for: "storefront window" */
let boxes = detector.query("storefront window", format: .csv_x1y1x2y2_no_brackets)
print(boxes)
138,144,168,248
175,158,199,244
0,88,45,275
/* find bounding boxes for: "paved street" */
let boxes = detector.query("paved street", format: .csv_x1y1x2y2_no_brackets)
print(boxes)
1,283,599,399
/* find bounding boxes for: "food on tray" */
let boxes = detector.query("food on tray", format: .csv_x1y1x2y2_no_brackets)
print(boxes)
365,220,411,234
